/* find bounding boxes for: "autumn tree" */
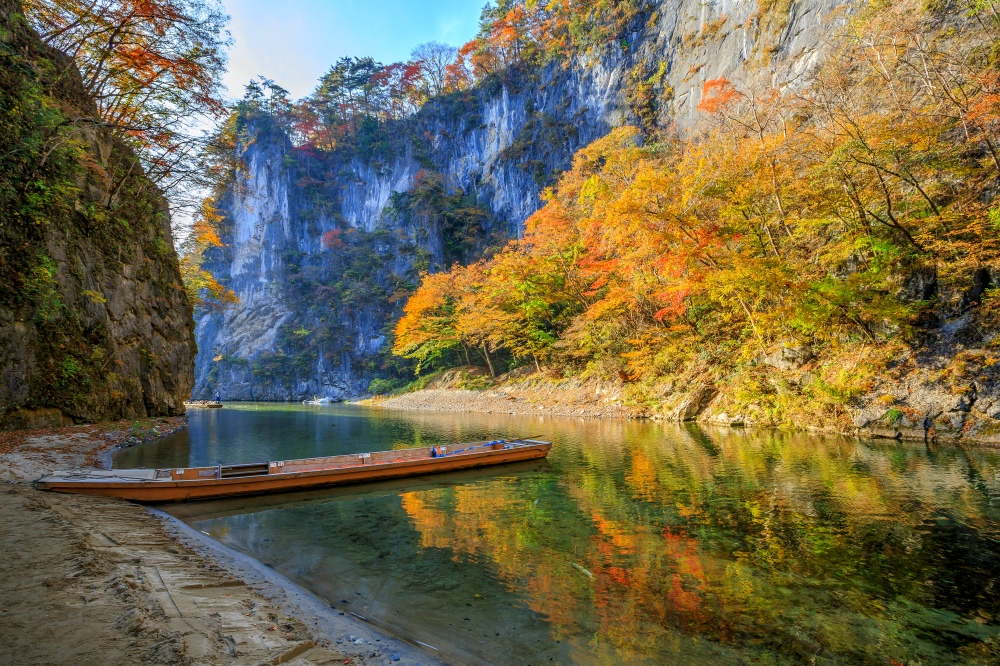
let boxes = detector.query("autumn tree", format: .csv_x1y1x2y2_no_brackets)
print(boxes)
178,197,237,311
24,0,231,208
290,54,450,152
395,0,1000,420
393,271,463,373
411,42,457,97
444,0,647,87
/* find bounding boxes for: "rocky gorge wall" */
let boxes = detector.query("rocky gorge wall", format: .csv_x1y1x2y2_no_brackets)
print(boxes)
0,2,196,427
194,0,848,402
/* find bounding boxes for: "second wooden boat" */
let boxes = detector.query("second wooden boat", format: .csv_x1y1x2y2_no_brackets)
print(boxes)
35,438,552,503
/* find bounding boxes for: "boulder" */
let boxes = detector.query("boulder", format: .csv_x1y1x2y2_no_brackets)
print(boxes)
759,344,814,371
670,384,718,422
851,405,888,428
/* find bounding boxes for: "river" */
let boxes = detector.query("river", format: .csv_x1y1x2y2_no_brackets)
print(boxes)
114,403,1000,665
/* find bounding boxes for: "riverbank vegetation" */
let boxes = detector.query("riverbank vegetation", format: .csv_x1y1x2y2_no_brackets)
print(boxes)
393,0,1000,425
1,0,221,421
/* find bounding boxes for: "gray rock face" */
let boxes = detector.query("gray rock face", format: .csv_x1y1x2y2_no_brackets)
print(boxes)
194,0,850,401
192,136,295,401
852,406,889,429
849,322,1000,443
0,2,195,424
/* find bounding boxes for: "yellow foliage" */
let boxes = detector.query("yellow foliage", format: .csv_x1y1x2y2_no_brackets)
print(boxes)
178,195,237,312
396,0,1000,416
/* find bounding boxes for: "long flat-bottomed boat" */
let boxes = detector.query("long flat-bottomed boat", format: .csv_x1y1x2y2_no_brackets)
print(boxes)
35,438,552,502
183,400,223,409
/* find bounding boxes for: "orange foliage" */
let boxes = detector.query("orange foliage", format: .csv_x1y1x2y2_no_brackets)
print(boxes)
396,0,1000,391
444,1,645,88
696,77,741,114
191,220,222,248
179,196,237,312
26,0,229,178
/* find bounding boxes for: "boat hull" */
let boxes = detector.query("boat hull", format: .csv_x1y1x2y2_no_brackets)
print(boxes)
35,441,551,503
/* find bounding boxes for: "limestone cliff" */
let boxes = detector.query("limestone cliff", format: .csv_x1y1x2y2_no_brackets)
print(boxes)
194,0,845,401
0,2,196,427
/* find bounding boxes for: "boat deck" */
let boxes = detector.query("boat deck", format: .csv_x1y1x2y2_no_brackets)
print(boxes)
36,439,552,502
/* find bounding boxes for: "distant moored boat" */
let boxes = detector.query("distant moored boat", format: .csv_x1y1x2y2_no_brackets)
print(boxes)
184,400,223,409
302,396,335,405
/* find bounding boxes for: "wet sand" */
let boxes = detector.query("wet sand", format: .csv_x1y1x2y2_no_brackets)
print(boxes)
0,419,442,665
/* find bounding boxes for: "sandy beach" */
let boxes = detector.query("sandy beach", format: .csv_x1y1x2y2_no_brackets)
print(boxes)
369,369,640,421
0,419,440,666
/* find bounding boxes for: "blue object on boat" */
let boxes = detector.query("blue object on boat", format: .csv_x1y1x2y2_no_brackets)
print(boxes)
432,440,510,458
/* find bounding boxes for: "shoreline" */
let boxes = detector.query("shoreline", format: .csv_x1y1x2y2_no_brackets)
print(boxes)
0,417,442,666
0,416,189,482
366,379,1000,447
365,369,638,422
152,508,447,665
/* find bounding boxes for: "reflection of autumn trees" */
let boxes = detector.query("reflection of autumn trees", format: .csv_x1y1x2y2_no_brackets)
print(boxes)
401,480,591,636
399,427,1000,662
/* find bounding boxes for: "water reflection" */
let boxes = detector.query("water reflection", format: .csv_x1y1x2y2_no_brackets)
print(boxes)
119,405,1000,664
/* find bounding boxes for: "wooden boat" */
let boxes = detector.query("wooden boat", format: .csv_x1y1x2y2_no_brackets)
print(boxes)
302,396,336,405
35,438,552,503
184,401,223,409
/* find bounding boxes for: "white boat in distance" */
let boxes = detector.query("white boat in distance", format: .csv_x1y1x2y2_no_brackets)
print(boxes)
302,396,337,405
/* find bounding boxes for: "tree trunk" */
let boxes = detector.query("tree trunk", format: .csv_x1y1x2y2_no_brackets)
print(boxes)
482,345,495,377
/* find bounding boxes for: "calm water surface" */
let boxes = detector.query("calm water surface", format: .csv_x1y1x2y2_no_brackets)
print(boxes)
115,403,1000,665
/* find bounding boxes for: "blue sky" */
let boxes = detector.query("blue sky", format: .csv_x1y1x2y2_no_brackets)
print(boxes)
221,0,485,100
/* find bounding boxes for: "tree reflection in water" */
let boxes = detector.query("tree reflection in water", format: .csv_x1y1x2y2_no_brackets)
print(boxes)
162,407,1000,665
397,426,1000,664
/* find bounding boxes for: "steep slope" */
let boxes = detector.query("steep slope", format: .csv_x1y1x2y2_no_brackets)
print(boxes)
386,0,1000,445
0,1,195,427
194,0,844,401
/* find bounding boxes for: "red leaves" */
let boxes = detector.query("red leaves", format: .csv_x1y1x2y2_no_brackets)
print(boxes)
584,273,610,297
697,77,742,114
653,287,692,322
26,0,230,183
369,61,425,118
321,229,345,250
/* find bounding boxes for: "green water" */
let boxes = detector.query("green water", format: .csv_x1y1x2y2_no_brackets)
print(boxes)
115,403,1000,665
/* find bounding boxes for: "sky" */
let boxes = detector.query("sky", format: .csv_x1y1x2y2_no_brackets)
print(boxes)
220,0,485,101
